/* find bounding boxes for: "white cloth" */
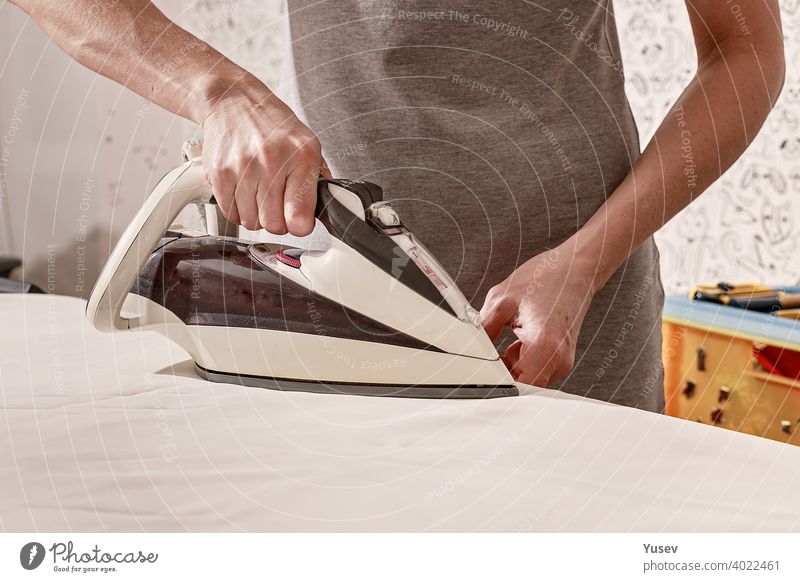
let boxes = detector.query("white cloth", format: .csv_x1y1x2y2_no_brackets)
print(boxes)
1,295,799,532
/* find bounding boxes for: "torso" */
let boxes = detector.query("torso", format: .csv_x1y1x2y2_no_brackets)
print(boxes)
285,0,665,411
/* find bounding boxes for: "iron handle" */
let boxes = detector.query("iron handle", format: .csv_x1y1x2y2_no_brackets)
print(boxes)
86,147,212,332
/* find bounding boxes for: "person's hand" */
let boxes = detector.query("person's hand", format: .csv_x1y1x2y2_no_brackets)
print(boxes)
200,81,331,235
479,243,598,387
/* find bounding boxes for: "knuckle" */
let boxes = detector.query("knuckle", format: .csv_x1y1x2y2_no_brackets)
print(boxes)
485,286,505,308
258,143,278,167
495,295,514,317
299,137,322,157
267,131,293,150
285,204,314,234
289,134,321,160
234,153,257,173
286,220,314,237
261,212,286,235
237,211,257,231
208,162,233,184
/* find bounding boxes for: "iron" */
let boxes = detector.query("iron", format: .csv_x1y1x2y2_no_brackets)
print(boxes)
86,141,517,398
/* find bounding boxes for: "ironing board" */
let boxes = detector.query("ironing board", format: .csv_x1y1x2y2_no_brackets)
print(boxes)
2,294,799,532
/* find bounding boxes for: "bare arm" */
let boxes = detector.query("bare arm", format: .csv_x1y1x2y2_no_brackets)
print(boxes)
10,0,328,235
481,0,785,387
572,0,785,290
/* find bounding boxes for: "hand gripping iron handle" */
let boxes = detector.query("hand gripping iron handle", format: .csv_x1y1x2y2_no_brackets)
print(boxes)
87,142,373,333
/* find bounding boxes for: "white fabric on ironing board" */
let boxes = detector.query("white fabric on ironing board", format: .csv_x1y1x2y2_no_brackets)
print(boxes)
1,295,799,532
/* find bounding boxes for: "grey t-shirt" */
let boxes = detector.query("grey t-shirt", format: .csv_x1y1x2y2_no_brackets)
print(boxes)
286,0,665,411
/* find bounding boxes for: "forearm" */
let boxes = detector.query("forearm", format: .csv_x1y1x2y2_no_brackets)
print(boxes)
11,0,266,124
570,41,784,290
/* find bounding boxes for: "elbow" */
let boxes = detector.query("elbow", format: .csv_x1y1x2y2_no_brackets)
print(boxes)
754,47,786,109
700,36,786,109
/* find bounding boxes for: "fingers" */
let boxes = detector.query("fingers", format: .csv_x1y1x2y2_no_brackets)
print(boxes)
257,172,288,235
233,160,261,231
206,165,239,225
280,138,326,236
510,333,575,388
480,285,516,342
257,136,324,236
202,122,325,235
515,356,556,388
501,340,522,371
505,338,554,387
283,163,320,236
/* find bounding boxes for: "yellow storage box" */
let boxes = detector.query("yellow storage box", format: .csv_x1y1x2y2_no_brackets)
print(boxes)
663,294,800,445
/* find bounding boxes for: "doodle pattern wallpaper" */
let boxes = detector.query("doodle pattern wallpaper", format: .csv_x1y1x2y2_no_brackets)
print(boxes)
615,0,800,293
1,0,797,295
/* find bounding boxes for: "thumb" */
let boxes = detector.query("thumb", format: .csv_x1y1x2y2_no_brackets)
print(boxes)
480,291,515,342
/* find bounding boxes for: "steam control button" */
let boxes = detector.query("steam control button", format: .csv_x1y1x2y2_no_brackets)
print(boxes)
371,203,402,227
276,250,302,269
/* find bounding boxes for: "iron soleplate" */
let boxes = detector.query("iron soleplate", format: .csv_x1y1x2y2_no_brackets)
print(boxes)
195,364,519,399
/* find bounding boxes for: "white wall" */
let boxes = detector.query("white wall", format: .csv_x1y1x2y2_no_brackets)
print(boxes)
1,0,798,296
0,1,187,296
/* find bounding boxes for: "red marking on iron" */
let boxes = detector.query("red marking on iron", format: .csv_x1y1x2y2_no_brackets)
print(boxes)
276,250,302,269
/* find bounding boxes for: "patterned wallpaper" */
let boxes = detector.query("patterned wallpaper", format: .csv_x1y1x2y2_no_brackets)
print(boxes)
178,0,800,295
617,0,800,293
178,0,288,90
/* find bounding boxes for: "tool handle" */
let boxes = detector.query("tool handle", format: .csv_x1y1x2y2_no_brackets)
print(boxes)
691,290,727,305
780,293,800,310
315,179,383,221
728,295,782,312
314,179,389,252
86,149,211,332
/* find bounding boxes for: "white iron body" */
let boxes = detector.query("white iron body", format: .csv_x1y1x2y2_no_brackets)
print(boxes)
86,141,516,398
